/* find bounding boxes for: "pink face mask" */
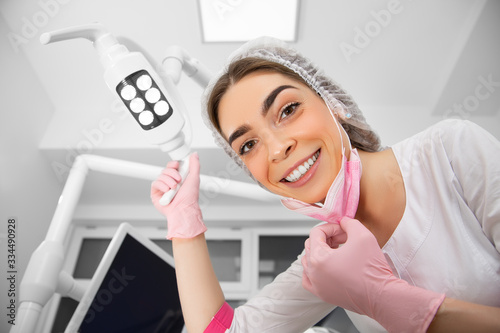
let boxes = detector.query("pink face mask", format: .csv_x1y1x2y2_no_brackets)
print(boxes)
281,108,362,224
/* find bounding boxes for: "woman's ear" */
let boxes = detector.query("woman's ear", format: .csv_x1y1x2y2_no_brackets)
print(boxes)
332,102,352,121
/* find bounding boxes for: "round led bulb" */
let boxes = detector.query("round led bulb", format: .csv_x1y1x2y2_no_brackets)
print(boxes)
138,110,154,126
120,85,136,100
145,88,161,103
137,74,152,91
154,100,170,116
130,98,145,113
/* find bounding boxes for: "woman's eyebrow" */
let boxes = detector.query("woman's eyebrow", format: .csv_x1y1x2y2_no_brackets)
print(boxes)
228,124,251,147
261,85,297,116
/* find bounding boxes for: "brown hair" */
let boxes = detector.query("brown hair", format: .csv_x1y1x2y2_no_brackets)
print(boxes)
207,57,310,135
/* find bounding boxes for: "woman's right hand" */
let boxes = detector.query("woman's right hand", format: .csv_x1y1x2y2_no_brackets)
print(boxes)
150,152,207,239
302,217,445,333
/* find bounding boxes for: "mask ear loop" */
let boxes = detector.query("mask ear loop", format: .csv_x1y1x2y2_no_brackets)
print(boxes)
308,102,348,208
326,101,353,158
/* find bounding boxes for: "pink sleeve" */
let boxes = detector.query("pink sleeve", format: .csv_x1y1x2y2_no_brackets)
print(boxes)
204,302,234,332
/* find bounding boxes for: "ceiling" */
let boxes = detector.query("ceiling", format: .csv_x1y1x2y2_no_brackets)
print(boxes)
1,0,499,211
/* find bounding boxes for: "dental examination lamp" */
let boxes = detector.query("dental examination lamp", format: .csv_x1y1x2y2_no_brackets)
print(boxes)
40,23,211,204
12,23,276,333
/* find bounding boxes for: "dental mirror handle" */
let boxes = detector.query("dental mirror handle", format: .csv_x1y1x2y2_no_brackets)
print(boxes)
159,157,190,206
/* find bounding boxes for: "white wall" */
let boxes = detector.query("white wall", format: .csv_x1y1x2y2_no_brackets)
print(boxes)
0,13,62,332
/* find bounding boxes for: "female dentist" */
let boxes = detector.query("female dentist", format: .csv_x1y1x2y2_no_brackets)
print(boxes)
150,37,500,332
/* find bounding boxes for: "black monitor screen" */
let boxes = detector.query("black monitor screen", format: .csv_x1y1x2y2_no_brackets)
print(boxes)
78,234,184,333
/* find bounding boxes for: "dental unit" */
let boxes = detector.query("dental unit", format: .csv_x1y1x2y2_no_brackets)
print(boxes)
11,23,276,333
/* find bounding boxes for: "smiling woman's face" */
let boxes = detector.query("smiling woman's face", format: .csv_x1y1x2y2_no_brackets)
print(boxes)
218,71,348,203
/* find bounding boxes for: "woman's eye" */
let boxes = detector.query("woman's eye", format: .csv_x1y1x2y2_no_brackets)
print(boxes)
279,102,300,121
239,140,256,155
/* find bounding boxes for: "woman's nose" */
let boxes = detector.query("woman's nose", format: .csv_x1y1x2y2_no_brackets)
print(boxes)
266,131,295,162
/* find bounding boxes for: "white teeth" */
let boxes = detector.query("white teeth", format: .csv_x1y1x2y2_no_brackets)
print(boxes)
285,151,319,182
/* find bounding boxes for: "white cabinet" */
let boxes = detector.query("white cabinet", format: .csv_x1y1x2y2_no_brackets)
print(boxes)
253,228,309,293
154,228,255,298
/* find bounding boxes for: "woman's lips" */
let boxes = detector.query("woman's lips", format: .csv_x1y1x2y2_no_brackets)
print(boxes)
280,149,321,187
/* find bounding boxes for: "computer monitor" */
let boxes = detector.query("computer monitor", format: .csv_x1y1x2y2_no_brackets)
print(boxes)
65,222,185,332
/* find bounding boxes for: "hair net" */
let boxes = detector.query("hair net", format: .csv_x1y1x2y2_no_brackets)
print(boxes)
201,36,382,184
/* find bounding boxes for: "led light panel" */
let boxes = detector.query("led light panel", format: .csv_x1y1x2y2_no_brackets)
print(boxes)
116,70,173,130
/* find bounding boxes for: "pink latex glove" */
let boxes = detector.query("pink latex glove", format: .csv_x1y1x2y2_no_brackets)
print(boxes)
151,153,207,239
302,217,445,333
